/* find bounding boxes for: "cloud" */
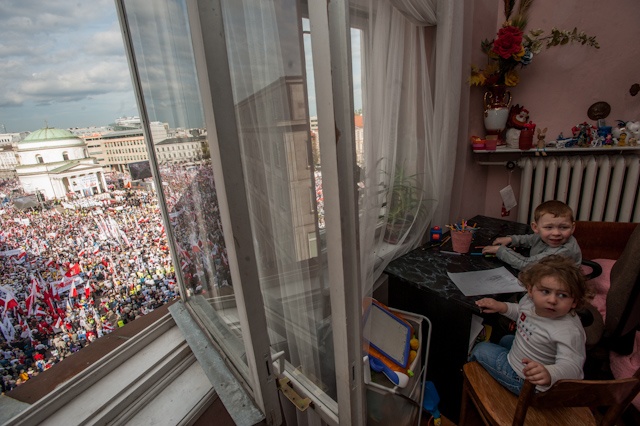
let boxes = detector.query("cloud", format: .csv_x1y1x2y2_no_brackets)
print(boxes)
0,0,136,131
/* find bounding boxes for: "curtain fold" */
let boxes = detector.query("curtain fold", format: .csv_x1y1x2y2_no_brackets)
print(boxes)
359,0,463,296
388,0,437,26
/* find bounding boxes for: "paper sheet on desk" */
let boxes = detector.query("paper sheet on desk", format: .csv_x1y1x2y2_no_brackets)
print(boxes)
447,267,524,296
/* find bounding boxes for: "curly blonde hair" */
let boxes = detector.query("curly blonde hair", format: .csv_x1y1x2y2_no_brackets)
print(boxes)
518,255,593,310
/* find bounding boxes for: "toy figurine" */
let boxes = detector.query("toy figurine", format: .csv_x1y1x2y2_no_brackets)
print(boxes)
604,134,614,146
612,120,626,139
618,133,627,147
535,127,548,156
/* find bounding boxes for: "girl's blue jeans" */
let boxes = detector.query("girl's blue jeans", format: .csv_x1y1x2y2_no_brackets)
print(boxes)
468,334,524,395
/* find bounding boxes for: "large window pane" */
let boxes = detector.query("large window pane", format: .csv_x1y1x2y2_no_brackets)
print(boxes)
121,0,248,374
219,0,336,403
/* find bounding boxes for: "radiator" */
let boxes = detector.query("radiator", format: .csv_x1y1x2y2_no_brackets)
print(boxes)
518,155,640,224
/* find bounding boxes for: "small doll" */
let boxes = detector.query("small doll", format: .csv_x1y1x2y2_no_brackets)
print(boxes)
535,127,548,156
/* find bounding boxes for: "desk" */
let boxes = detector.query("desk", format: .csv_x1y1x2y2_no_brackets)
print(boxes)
385,215,531,422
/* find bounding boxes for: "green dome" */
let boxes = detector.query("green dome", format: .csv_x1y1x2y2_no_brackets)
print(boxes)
21,127,80,143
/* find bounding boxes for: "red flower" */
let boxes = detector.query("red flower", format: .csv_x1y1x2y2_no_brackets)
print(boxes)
492,26,523,59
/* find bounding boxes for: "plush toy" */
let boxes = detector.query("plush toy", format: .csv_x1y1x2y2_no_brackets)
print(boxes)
625,121,640,140
536,127,548,156
505,104,530,148
507,104,530,129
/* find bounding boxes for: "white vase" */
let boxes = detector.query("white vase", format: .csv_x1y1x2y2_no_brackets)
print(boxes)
483,85,512,138
484,107,509,134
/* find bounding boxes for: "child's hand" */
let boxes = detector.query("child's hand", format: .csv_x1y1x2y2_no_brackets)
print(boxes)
522,358,551,386
475,298,506,314
482,245,500,255
492,237,512,246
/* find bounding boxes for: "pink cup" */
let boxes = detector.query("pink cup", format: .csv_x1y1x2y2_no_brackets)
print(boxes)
451,231,473,253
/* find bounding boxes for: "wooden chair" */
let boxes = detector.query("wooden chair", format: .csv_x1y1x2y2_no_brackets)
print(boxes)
459,361,640,426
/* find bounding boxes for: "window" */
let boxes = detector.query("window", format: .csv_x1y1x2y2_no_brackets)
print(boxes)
118,0,362,423
36,154,44,164
63,151,69,161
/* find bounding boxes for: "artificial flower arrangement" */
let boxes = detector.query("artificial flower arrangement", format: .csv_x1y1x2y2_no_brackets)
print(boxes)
469,0,599,87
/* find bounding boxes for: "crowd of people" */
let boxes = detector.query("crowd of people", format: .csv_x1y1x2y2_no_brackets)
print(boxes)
0,178,180,393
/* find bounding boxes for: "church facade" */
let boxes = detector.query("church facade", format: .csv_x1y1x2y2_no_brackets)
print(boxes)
16,127,107,200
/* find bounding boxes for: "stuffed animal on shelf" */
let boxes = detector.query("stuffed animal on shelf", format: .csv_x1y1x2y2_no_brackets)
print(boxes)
536,127,548,156
505,104,529,149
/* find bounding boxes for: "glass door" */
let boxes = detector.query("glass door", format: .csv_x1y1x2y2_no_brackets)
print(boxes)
118,0,363,424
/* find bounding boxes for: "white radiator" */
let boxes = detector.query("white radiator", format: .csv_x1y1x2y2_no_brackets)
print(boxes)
518,155,640,223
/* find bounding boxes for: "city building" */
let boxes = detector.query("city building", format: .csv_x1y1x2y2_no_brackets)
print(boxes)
15,127,107,200
0,132,27,178
155,135,208,165
100,123,207,173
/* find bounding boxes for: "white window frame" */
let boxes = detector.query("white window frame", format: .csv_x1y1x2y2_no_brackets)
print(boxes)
117,0,364,423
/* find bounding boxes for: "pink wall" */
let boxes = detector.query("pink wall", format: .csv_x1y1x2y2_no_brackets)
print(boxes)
452,0,640,224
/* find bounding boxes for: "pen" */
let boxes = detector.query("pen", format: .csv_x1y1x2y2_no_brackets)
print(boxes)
470,253,496,257
440,250,461,256
439,235,451,247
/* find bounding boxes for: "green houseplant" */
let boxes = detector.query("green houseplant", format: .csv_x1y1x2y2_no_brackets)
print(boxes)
383,165,428,244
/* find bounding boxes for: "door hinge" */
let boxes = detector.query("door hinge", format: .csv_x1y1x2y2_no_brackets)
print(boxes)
277,377,311,412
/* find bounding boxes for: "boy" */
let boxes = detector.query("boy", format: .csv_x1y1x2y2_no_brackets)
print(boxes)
469,255,592,394
482,200,581,270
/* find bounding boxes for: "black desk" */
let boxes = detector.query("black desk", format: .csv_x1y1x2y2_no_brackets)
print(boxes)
385,215,531,422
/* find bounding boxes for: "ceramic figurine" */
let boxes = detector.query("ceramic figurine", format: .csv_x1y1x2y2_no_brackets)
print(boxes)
612,120,626,139
618,133,627,147
536,127,548,156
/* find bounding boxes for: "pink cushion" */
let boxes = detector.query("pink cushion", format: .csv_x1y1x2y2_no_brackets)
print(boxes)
610,332,640,410
587,259,640,410
587,259,616,321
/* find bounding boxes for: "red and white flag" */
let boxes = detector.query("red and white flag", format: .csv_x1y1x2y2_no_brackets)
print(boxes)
69,280,78,299
102,321,114,334
0,315,16,342
14,250,26,264
84,282,92,299
50,281,61,302
65,263,81,277
180,259,190,271
0,286,19,315
25,275,39,316
53,316,63,330
33,305,47,317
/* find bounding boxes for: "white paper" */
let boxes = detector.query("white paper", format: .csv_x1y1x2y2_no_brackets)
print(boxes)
500,185,517,211
447,267,524,296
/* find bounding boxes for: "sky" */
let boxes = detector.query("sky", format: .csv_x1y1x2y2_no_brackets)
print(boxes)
0,0,138,133
0,0,361,135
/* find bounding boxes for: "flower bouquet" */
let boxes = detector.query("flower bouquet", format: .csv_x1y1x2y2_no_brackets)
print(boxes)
470,0,599,88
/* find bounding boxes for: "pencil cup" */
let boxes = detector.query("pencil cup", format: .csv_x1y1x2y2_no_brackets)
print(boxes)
451,231,473,253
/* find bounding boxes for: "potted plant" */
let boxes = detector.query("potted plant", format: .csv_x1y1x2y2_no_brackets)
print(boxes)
382,166,428,244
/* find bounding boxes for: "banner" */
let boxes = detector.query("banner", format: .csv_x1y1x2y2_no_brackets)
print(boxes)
53,276,83,294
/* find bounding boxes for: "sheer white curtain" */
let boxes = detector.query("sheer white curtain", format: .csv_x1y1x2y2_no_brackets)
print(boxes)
359,0,463,296
221,0,337,409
